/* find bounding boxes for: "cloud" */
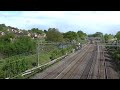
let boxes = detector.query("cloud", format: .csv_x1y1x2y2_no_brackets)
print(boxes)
0,11,120,34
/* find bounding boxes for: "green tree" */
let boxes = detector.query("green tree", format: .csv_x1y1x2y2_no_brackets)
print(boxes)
77,30,87,40
115,31,120,40
93,32,103,37
0,24,7,32
0,35,36,57
31,28,44,34
44,30,47,34
14,36,36,54
104,34,114,42
63,31,78,42
0,33,14,42
46,28,63,42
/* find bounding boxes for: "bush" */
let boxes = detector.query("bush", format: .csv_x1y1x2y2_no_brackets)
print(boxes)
0,35,36,58
106,46,120,67
0,69,5,78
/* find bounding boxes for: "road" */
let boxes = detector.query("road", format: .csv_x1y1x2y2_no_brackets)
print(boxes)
30,44,119,79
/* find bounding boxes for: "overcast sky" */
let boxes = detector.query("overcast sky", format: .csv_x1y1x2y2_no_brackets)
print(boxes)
0,11,120,34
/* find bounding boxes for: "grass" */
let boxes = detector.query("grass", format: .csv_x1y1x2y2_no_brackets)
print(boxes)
38,53,51,65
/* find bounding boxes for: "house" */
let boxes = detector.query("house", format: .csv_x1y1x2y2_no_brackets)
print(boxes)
18,30,23,34
27,33,31,37
34,33,38,38
0,31,5,36
13,29,18,33
37,33,46,39
31,33,38,39
40,33,46,38
2,25,47,40
8,26,19,34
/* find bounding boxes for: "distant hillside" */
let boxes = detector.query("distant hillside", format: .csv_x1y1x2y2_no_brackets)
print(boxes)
0,24,46,39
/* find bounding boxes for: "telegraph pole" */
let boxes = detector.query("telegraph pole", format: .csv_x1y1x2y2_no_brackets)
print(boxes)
37,39,40,67
102,34,105,44
117,40,118,50
37,38,43,67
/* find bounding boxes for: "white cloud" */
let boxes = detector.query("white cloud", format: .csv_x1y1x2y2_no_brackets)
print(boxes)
21,11,66,18
0,11,120,34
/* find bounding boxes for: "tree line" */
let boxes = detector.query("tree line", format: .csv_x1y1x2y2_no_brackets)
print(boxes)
1,23,120,59
0,24,88,59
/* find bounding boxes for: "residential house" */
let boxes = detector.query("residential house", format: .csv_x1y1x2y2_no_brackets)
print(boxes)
27,32,31,37
0,31,5,36
31,33,38,39
37,33,46,39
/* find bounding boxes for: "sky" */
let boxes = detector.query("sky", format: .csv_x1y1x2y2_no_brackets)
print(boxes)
0,11,120,35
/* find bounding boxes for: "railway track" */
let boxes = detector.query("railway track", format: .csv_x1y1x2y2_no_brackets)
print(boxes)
97,45,109,79
43,44,91,79
80,45,97,79
87,47,97,79
30,44,119,79
56,48,91,79
31,44,91,79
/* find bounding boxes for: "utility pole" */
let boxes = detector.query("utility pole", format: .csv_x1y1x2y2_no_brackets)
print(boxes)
117,40,118,50
62,42,64,55
37,39,40,67
102,34,105,44
37,39,42,67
